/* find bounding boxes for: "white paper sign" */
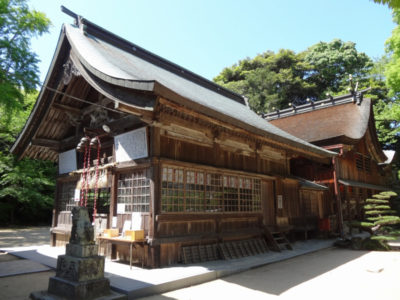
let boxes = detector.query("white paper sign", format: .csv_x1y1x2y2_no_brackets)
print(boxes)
277,195,283,209
112,216,117,228
58,149,77,174
74,189,80,202
117,203,126,214
114,127,148,163
122,220,131,234
131,212,142,230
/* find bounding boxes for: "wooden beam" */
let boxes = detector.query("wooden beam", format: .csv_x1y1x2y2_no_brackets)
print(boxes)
52,103,81,115
159,157,276,180
157,97,333,161
31,138,60,150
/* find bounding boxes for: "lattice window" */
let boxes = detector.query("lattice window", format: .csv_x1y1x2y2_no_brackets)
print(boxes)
58,181,77,211
239,178,253,212
355,153,364,171
355,153,372,173
161,165,261,213
252,179,262,211
206,174,223,212
364,157,371,173
117,170,151,212
161,167,184,212
223,175,239,212
186,170,205,212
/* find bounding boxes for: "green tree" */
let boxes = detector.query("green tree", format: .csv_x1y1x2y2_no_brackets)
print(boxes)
351,191,400,250
0,92,56,225
214,49,315,112
368,9,400,153
0,0,50,115
366,56,400,150
304,39,372,97
214,39,372,112
373,0,400,9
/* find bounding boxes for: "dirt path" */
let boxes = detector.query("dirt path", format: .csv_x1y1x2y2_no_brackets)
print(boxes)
0,227,50,248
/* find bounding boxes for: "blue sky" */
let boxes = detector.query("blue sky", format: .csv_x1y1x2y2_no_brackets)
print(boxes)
29,0,395,83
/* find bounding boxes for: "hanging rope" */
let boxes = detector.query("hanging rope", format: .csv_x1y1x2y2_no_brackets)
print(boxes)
80,136,90,207
84,138,91,207
92,136,101,223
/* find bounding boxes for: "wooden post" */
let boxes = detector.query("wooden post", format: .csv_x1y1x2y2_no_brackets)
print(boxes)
149,126,161,240
332,156,344,238
108,171,117,228
51,179,61,246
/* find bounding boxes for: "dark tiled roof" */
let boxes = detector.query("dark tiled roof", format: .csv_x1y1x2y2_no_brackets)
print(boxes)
11,11,336,159
62,18,335,157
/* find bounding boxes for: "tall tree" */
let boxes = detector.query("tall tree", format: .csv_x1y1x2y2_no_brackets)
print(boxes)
304,39,372,97
0,92,56,225
369,9,400,152
0,0,50,114
0,1,54,225
214,39,372,112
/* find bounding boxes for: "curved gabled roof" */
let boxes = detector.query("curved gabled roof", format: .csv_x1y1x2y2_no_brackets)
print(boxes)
268,97,371,144
11,14,335,160
64,22,334,158
266,94,387,163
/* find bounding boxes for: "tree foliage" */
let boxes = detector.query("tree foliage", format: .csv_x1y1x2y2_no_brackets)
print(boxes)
0,92,56,225
0,0,50,114
369,9,400,153
0,0,54,226
215,49,316,112
214,39,372,112
351,191,400,248
304,40,372,96
373,0,400,9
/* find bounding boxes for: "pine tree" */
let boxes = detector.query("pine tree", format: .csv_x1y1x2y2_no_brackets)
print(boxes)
352,191,400,249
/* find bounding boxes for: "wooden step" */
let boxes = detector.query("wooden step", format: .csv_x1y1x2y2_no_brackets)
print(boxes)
265,227,293,251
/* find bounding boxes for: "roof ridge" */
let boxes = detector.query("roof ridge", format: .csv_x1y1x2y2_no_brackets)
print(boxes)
264,88,371,120
61,6,246,106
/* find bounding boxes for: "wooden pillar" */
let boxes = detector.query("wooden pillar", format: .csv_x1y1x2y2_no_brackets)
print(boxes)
149,126,161,240
51,179,61,246
108,171,117,228
332,156,344,238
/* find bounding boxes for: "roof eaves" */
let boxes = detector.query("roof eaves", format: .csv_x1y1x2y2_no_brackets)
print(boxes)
11,27,69,157
61,6,246,106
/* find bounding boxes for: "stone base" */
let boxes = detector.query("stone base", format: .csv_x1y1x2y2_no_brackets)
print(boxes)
30,289,127,300
56,255,105,282
47,276,112,300
66,243,98,257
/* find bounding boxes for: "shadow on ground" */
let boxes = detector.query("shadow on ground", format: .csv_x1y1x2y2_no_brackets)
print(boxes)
221,248,367,296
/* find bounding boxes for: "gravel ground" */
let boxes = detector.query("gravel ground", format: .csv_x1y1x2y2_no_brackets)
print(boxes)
0,226,52,300
1,227,400,300
138,248,400,300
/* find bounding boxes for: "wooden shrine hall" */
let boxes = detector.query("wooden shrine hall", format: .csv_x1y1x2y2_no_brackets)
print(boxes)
12,9,338,267
265,90,398,234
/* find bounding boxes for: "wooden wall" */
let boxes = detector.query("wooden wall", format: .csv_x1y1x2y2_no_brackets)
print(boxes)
154,213,263,266
160,136,287,176
338,139,387,186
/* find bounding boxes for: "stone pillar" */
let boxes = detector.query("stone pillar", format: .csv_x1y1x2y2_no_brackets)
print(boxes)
31,206,126,300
